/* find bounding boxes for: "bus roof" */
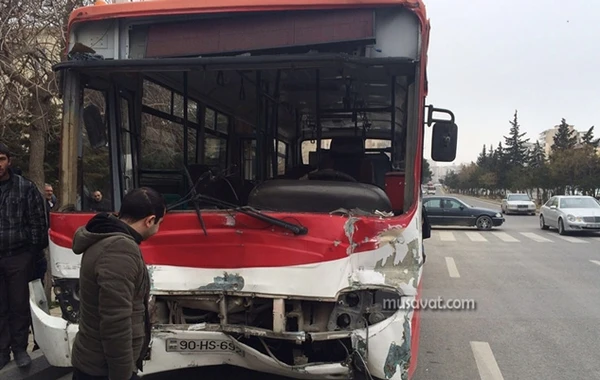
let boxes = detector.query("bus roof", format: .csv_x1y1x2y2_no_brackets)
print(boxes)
69,0,428,31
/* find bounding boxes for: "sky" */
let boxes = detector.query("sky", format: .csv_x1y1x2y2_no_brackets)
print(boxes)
422,0,600,166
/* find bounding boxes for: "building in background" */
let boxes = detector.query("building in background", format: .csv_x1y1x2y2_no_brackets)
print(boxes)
538,124,590,157
430,163,462,183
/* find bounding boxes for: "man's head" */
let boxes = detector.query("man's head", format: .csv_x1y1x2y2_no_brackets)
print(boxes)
118,187,166,240
92,190,102,202
0,143,12,181
44,184,54,200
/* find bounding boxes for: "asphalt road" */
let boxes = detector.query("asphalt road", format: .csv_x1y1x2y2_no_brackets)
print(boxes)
413,189,600,379
57,189,600,380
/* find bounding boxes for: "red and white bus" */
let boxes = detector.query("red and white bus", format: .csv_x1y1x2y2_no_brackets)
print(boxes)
29,0,458,379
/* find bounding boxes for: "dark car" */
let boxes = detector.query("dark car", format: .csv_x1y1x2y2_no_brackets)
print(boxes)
423,195,505,230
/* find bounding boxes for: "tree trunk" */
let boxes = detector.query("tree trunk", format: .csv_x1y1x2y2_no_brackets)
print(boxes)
27,95,52,302
27,98,48,190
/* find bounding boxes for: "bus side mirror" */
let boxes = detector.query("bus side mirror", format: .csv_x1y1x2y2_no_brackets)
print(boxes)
431,121,458,162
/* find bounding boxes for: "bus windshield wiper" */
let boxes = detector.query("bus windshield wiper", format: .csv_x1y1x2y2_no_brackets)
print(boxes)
190,193,308,236
166,168,308,236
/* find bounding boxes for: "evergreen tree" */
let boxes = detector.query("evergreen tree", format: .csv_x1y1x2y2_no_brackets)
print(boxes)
476,144,487,168
581,126,600,147
421,158,433,183
551,118,578,152
503,110,530,167
528,141,546,169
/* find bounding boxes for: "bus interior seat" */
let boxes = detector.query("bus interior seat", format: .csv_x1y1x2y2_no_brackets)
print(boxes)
324,136,374,183
309,149,329,168
367,152,392,189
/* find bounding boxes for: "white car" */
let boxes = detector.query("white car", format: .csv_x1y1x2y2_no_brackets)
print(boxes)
539,195,600,235
501,193,536,215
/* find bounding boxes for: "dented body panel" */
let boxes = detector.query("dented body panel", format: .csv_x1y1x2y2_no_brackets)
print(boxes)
31,204,424,379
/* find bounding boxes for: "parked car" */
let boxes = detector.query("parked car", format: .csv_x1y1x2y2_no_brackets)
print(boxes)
501,193,536,215
539,195,600,235
423,195,505,230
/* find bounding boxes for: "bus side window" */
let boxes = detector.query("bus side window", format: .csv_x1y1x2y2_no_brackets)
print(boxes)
81,88,114,212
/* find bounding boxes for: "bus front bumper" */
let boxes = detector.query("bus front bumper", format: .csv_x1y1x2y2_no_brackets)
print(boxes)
30,279,414,379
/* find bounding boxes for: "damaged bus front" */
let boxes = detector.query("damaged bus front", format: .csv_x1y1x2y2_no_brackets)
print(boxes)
29,1,458,379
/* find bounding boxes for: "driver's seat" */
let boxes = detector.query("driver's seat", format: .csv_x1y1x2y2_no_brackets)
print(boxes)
324,136,374,183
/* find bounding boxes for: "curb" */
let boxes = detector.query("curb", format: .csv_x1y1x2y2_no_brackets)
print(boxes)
0,351,71,380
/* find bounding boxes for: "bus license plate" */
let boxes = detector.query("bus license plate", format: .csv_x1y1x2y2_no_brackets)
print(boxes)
166,338,239,353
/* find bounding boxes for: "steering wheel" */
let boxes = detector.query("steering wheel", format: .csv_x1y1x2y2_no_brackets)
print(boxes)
307,169,357,182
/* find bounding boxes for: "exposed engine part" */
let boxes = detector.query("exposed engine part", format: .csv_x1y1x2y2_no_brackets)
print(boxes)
147,288,403,370
153,288,402,334
53,278,80,323
273,298,285,333
327,289,401,331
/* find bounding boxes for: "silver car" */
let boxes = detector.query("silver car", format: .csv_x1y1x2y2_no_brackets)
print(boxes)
539,195,600,235
501,193,536,215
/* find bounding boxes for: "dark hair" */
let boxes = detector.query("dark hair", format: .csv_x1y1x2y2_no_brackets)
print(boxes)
0,143,11,158
118,187,166,223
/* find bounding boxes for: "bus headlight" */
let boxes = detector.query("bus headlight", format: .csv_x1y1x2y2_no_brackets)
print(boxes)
327,289,401,331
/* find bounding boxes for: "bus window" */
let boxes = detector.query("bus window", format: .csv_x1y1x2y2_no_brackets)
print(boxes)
140,112,184,170
81,88,113,212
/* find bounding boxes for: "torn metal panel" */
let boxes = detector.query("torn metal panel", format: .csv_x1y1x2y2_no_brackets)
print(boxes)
343,216,360,254
383,316,411,380
374,238,421,290
197,272,245,291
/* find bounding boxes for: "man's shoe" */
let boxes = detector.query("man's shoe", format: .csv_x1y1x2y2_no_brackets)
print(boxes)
13,351,32,368
0,355,10,370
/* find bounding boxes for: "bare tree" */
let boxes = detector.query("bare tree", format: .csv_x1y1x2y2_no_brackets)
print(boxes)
1,0,87,303
0,0,84,188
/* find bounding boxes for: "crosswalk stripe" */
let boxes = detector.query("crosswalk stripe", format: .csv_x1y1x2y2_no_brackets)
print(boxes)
519,232,553,242
438,231,456,241
465,231,488,242
492,232,520,242
590,260,600,266
556,235,588,243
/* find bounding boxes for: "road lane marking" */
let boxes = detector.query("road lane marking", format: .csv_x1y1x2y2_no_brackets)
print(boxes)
465,231,488,242
590,260,600,266
492,232,519,242
556,235,588,243
470,341,505,380
520,232,553,242
439,231,456,241
445,257,460,278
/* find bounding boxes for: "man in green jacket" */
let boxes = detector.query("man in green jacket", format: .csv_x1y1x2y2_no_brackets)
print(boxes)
70,187,166,380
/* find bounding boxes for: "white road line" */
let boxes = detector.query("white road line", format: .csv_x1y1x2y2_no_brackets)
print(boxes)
520,232,553,242
492,232,519,242
465,231,488,242
439,231,456,241
590,260,600,266
556,235,588,243
470,341,505,380
445,257,460,278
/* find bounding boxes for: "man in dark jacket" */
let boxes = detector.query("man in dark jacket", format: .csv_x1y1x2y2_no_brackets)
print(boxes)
71,187,165,380
0,143,49,369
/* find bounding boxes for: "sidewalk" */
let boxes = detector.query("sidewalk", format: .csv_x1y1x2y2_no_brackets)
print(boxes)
0,306,69,380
